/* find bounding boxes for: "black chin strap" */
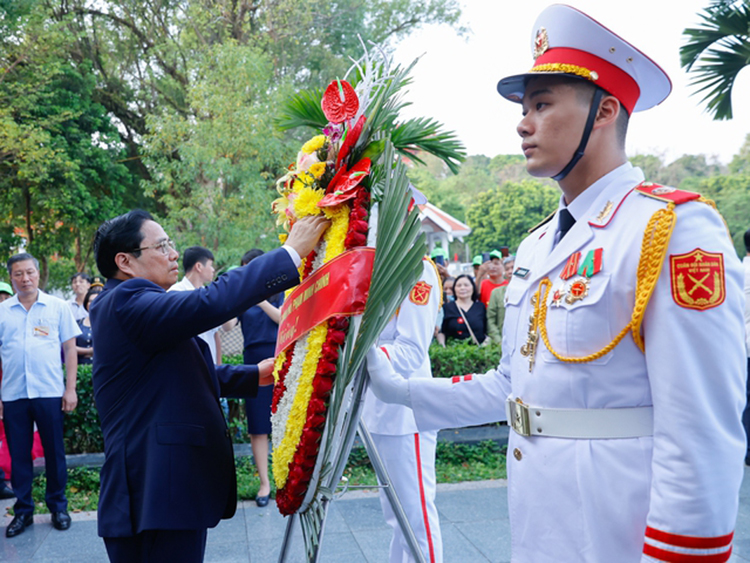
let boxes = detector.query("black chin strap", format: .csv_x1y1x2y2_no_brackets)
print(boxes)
552,88,604,182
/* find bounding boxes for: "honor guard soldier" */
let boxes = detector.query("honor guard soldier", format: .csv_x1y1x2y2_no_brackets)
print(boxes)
362,255,443,563
367,5,746,563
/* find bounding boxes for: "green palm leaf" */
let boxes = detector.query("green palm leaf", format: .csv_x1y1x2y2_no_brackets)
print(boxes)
392,117,465,174
275,87,327,131
681,1,750,120
275,58,465,171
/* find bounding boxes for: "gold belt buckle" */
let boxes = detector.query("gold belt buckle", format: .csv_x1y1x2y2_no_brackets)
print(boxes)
507,398,531,437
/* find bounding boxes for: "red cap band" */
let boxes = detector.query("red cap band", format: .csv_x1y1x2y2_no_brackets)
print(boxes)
531,47,640,114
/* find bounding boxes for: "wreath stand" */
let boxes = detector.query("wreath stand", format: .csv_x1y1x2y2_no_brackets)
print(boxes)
277,417,426,563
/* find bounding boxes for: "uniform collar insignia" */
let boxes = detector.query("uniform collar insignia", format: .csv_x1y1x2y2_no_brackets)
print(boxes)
595,201,614,223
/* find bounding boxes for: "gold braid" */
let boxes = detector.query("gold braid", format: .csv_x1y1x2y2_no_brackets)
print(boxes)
532,202,677,363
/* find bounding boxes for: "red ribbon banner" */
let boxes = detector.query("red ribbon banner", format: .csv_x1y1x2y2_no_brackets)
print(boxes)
275,247,375,356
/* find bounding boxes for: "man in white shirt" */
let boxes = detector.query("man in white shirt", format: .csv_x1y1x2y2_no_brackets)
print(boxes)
0,253,80,538
169,246,222,363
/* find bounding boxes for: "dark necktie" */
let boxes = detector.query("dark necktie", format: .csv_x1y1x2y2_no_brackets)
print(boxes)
558,208,576,241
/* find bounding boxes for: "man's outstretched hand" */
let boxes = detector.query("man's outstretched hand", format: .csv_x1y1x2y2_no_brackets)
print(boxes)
258,358,276,387
285,216,331,259
366,346,411,406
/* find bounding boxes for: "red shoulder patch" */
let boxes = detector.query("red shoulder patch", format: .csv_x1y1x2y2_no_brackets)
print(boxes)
669,249,725,311
409,281,432,306
635,182,701,205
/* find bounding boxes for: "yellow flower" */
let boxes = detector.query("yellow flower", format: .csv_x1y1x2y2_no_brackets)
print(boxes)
301,135,326,154
273,323,329,488
293,186,325,218
323,205,350,262
273,350,287,384
309,162,327,179
278,233,288,244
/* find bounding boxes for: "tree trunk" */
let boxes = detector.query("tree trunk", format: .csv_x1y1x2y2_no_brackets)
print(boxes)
39,254,49,290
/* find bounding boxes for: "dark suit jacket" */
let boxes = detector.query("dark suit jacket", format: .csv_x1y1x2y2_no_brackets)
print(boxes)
90,248,298,537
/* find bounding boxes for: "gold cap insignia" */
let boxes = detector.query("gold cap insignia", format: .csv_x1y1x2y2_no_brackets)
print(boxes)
533,27,549,59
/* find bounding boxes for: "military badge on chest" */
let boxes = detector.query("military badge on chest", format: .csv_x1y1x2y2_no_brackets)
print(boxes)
521,248,606,372
550,248,602,307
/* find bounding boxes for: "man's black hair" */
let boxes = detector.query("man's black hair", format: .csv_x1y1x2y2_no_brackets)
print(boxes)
241,249,264,266
94,209,154,279
744,227,750,254
7,253,39,276
71,272,91,283
183,246,214,273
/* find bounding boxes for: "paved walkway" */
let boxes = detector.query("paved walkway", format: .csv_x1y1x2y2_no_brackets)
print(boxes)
1,468,750,562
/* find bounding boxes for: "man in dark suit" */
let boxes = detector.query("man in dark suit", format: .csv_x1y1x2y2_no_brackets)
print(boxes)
90,209,328,563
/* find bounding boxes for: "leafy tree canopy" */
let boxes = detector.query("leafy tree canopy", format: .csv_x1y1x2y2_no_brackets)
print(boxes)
0,11,137,288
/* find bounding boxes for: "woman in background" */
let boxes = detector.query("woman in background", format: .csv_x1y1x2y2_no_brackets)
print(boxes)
438,274,487,346
237,249,282,507
75,285,103,365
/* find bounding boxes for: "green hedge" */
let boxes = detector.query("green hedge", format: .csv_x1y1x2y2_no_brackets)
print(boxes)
62,344,502,454
428,340,502,378
63,364,104,454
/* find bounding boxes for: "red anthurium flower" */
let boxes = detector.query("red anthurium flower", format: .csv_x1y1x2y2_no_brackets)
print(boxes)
321,80,359,124
318,158,371,208
336,115,366,170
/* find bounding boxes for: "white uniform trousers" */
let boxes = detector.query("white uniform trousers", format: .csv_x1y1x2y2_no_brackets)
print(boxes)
371,431,442,563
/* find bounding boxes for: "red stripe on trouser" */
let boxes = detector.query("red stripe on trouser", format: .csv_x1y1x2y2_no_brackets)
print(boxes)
413,433,436,563
642,543,732,562
645,527,734,549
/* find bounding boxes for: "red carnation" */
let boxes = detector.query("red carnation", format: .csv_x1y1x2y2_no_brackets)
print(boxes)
290,465,309,485
308,397,327,415
345,231,367,248
299,438,320,459
328,330,346,345
330,317,349,331
316,361,337,376
307,413,326,429
321,80,359,124
350,207,368,221
321,343,340,361
349,219,369,234
271,381,286,413
313,377,334,394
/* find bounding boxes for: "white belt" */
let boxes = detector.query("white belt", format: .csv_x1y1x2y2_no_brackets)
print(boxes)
505,398,653,439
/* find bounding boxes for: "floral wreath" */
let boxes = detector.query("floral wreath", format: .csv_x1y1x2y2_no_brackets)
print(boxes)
269,44,465,531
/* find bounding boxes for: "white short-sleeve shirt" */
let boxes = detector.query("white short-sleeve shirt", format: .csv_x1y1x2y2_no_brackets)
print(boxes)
0,290,81,400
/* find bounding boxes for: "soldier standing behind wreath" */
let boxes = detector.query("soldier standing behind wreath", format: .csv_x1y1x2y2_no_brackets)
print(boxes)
362,253,444,562
367,5,746,562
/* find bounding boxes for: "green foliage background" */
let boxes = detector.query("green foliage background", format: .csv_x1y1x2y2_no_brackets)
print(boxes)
0,0,464,287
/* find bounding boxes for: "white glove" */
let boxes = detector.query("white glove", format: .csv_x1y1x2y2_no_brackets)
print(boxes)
366,346,411,406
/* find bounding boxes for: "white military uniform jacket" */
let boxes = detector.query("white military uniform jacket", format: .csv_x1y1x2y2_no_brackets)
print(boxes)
362,258,441,435
408,164,746,562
